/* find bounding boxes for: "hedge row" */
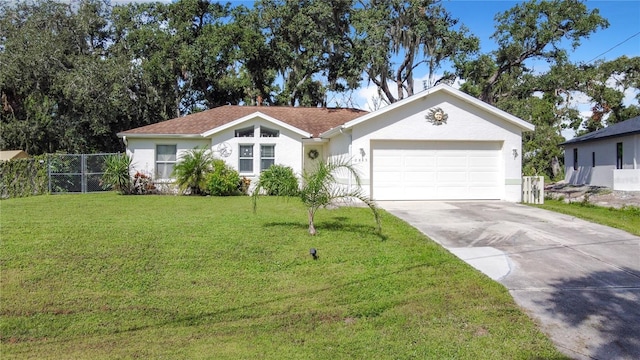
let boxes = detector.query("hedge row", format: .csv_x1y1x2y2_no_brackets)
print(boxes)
0,156,48,199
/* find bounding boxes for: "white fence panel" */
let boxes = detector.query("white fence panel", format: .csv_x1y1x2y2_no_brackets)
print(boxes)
522,176,544,204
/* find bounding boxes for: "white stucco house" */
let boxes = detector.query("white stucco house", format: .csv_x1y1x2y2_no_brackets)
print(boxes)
118,84,534,201
561,116,640,191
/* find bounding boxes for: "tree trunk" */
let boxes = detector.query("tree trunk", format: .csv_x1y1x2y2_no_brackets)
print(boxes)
308,208,317,235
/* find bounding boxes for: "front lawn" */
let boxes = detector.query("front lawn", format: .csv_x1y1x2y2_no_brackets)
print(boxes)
532,199,640,236
0,194,565,359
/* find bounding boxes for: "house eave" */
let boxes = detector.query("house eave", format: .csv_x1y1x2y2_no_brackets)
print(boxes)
329,84,535,133
302,137,329,144
200,111,312,138
319,126,344,138
117,133,203,139
561,130,640,146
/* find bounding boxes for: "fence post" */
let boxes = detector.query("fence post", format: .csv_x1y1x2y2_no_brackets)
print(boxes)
47,154,52,194
522,176,544,204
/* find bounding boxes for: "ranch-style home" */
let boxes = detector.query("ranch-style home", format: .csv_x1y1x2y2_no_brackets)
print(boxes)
118,84,534,201
561,116,640,191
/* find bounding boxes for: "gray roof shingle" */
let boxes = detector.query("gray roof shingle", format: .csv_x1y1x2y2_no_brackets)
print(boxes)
561,116,640,145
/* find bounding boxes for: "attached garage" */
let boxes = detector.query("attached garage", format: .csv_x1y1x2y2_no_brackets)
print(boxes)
321,84,535,202
372,140,502,200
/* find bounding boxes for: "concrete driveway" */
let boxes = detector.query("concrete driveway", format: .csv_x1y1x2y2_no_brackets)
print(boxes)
380,201,640,360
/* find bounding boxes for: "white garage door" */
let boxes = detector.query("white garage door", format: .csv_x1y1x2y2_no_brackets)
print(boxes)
372,141,502,200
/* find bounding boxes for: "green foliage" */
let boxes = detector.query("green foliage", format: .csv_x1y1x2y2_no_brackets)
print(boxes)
354,0,479,104
206,159,241,196
453,0,640,179
172,147,215,195
102,153,132,194
257,0,361,106
0,194,564,358
0,155,48,198
255,157,381,235
457,0,609,105
255,164,299,196
2,0,638,186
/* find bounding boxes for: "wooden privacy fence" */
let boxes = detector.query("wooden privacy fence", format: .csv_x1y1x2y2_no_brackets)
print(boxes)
522,176,544,204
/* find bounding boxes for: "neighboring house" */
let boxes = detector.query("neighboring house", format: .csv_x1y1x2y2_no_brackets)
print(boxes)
561,116,640,191
0,150,29,161
118,84,534,201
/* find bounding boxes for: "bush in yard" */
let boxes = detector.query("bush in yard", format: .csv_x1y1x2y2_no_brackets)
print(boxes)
206,160,240,196
172,147,215,195
0,155,48,198
102,153,132,194
255,164,299,196
132,171,156,195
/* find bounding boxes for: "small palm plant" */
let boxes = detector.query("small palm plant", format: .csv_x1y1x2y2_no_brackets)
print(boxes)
102,153,132,195
172,147,215,195
253,157,381,235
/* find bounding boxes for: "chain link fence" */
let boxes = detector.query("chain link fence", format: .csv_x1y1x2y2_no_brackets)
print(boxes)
48,153,117,194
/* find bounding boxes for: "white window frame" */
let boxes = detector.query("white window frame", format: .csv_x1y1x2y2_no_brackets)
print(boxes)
260,144,275,171
156,144,177,179
260,126,279,138
239,144,254,174
235,126,254,137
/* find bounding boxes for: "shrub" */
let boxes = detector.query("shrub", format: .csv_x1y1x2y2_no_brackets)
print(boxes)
206,160,240,196
256,164,299,196
132,171,156,195
102,153,132,194
173,147,215,195
0,155,48,198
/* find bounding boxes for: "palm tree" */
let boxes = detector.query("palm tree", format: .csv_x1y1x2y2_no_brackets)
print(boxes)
102,153,132,195
172,147,215,195
253,157,381,235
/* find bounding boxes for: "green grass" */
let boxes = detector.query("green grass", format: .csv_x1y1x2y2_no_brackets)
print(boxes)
1,194,565,359
533,199,640,236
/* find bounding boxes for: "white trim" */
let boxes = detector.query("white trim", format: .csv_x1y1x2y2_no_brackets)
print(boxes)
201,112,312,138
319,84,534,138
301,138,329,144
116,133,202,139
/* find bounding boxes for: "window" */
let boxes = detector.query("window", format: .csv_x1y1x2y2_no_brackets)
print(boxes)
617,142,623,169
156,145,177,179
592,152,596,167
573,148,578,171
261,145,275,171
260,126,279,137
235,126,254,137
239,145,253,173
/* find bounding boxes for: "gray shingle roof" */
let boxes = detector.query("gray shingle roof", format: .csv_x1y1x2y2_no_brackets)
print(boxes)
561,116,640,145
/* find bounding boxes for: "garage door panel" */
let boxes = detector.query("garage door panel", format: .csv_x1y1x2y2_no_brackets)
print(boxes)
405,175,437,185
439,158,467,168
469,171,499,182
470,157,498,167
437,171,468,182
372,141,502,200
